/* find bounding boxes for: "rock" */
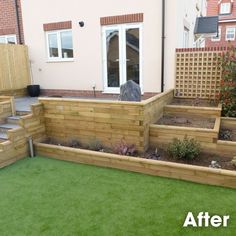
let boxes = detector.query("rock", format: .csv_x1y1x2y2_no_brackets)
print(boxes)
147,148,161,160
120,80,141,102
209,160,221,169
231,157,236,167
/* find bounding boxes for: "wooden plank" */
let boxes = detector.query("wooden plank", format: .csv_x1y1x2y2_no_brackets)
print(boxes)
0,44,30,92
35,143,236,189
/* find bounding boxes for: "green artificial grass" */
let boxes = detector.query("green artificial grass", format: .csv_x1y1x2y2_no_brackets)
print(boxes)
0,157,235,236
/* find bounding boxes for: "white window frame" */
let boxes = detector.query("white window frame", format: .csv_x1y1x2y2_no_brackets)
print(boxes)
183,27,189,48
225,27,235,41
211,27,221,42
46,29,74,62
0,34,17,44
102,23,143,94
220,3,231,14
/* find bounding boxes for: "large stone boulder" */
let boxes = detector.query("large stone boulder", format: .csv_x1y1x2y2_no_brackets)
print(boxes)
119,80,141,102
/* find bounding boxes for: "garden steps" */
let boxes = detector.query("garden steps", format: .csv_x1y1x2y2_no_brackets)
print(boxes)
7,116,22,125
16,111,31,116
0,123,22,142
0,132,8,142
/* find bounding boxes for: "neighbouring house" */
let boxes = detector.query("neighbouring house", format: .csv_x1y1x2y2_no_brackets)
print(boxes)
20,0,206,97
0,0,24,44
206,0,236,47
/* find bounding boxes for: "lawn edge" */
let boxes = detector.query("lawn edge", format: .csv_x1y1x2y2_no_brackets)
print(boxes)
35,142,236,189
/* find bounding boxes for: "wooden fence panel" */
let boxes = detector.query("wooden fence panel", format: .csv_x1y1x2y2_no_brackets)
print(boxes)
175,48,224,99
0,44,30,93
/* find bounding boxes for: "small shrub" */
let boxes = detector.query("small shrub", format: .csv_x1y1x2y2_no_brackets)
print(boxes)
88,138,103,151
219,129,233,141
114,140,136,156
167,137,200,160
219,46,236,117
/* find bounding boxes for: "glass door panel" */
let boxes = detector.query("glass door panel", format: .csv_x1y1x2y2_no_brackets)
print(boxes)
106,29,120,88
103,24,142,92
126,28,140,85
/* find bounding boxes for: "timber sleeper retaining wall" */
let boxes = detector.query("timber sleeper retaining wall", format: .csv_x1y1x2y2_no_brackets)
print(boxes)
38,89,174,152
216,117,236,156
35,142,236,189
163,104,222,118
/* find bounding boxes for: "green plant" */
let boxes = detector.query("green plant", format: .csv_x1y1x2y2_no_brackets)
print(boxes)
114,139,136,156
167,137,200,160
88,138,103,151
219,46,236,117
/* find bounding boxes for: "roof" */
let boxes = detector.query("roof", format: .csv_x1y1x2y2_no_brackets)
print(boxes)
194,16,219,36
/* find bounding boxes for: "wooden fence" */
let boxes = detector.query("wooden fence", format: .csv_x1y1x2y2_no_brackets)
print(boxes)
175,47,225,99
0,44,30,96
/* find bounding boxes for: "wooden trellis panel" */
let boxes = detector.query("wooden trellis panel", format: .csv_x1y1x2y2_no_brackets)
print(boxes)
175,48,223,99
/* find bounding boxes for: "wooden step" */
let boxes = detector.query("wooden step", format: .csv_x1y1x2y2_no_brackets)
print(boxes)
16,111,31,116
7,116,22,125
0,123,21,133
0,132,8,142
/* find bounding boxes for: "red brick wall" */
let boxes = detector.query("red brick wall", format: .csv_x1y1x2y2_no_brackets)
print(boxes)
100,13,143,25
207,0,236,19
206,0,236,47
43,21,72,31
206,22,236,47
0,0,24,44
176,46,228,52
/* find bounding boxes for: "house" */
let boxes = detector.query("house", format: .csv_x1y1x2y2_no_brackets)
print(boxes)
20,0,206,97
0,0,24,44
206,0,236,47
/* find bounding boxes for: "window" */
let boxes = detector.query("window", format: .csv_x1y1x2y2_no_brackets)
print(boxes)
183,27,189,48
0,35,17,44
46,29,73,61
220,3,231,14
226,27,235,41
211,28,221,41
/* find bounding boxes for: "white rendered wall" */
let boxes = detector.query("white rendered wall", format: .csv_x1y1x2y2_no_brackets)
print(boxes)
21,0,206,93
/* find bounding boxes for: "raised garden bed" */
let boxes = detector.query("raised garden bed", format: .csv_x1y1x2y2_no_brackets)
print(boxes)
219,117,236,142
145,148,235,171
163,104,221,118
156,115,215,129
171,97,219,107
39,138,236,171
35,141,236,189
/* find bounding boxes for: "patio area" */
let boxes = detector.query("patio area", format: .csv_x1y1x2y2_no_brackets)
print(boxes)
14,96,119,112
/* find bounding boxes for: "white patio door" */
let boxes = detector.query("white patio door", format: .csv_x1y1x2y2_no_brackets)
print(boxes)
102,23,142,93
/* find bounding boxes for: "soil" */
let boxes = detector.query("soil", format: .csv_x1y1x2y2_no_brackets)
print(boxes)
156,115,215,129
42,138,236,172
144,148,236,171
171,98,218,107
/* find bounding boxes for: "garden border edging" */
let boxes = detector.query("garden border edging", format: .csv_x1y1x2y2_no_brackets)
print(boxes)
35,142,236,189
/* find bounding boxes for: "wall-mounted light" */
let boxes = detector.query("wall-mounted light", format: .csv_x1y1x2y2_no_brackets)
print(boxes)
79,21,84,27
